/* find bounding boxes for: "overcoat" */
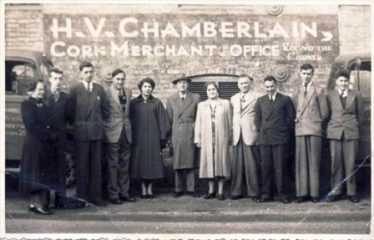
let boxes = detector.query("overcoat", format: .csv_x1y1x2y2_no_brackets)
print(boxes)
103,86,132,144
130,95,170,179
19,97,56,193
291,82,329,137
194,98,232,179
326,90,364,140
166,92,200,170
231,91,259,146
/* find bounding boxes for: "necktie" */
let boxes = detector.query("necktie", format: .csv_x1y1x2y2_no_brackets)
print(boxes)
304,85,308,96
54,92,59,102
181,96,185,101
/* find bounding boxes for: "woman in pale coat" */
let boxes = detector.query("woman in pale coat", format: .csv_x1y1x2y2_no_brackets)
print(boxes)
194,82,232,200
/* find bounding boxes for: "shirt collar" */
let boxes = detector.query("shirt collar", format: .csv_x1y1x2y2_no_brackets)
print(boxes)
269,91,278,100
179,92,187,98
82,81,92,90
339,89,348,98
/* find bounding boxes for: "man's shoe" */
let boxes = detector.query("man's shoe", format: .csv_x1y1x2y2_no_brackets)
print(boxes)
325,195,341,202
311,197,319,203
108,198,122,205
90,200,107,207
295,197,307,203
186,191,199,198
258,196,271,203
280,197,291,204
202,193,215,199
120,195,136,202
348,195,360,203
173,192,183,198
30,207,53,215
248,196,260,202
230,195,242,200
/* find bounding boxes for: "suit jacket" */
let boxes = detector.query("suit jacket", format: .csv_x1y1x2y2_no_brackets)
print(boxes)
67,82,109,141
255,92,295,145
231,91,259,146
103,86,132,144
326,90,364,140
166,92,200,169
291,82,329,137
44,91,69,147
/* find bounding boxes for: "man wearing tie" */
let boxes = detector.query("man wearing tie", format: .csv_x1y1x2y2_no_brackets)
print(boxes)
103,69,136,204
254,75,295,203
230,75,260,201
67,61,109,206
166,77,200,197
326,70,363,203
292,63,329,203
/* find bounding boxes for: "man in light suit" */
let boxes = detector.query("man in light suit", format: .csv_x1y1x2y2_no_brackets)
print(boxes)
292,63,329,203
255,75,295,203
67,61,109,206
326,70,364,203
103,69,136,204
230,75,260,201
166,77,200,197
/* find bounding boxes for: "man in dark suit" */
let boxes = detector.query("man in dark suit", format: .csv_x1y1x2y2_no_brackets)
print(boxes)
291,63,329,203
255,75,295,203
326,70,364,203
166,77,200,198
67,61,109,206
45,67,84,209
103,69,136,204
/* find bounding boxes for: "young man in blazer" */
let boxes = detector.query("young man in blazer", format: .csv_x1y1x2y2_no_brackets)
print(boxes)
292,63,329,203
67,61,109,206
326,70,364,203
45,67,84,209
166,77,200,197
103,69,136,204
255,75,295,203
230,75,260,201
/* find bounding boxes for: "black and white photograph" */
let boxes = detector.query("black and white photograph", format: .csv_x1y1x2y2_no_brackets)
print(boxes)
1,0,372,238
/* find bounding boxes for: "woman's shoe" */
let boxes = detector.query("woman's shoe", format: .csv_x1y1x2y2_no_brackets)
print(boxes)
203,193,215,199
30,207,53,215
140,194,147,199
147,194,154,199
218,194,225,201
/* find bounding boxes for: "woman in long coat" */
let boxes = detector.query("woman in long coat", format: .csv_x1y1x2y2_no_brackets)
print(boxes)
130,78,170,199
19,80,56,215
194,82,232,200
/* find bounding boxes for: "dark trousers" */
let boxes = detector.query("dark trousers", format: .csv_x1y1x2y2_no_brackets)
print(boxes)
50,144,67,203
260,144,289,199
231,138,259,197
75,140,102,203
329,135,358,196
175,169,195,193
106,131,131,200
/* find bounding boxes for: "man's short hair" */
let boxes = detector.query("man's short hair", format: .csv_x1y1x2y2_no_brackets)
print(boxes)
238,74,253,82
335,69,350,80
300,63,314,73
112,68,126,78
49,67,63,77
264,75,277,83
79,61,94,71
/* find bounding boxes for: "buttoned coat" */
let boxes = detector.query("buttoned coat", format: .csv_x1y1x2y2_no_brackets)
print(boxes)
103,86,132,144
194,98,232,179
19,97,55,193
231,91,259,146
291,82,329,137
166,92,200,169
255,93,295,145
326,90,364,140
67,82,109,141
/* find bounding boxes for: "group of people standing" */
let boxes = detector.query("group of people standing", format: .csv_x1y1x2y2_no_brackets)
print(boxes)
19,61,363,215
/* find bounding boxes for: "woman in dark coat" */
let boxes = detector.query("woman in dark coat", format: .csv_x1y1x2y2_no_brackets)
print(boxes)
130,78,169,199
19,80,56,215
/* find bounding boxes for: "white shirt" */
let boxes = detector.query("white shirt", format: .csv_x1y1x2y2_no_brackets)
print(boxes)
339,89,348,98
83,81,92,92
268,91,278,101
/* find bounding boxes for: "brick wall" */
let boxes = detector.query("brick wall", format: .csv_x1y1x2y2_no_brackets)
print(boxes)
5,4,371,104
5,5,44,51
